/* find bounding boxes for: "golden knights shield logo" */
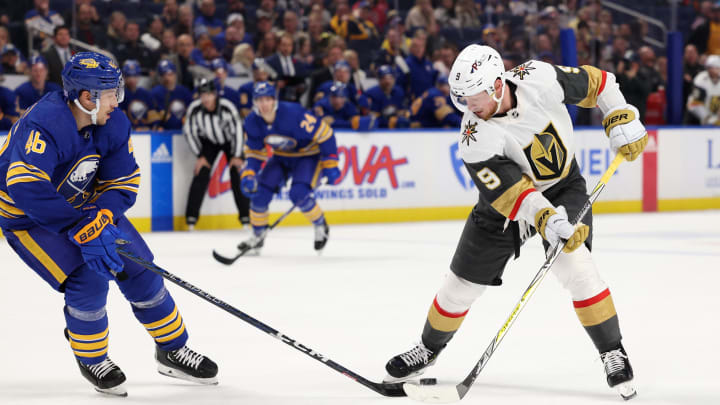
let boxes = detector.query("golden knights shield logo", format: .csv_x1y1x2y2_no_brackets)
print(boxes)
523,122,567,180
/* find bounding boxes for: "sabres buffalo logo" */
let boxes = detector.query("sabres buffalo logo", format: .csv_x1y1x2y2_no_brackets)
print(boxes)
79,58,99,69
523,122,567,180
510,61,536,80
264,135,298,151
60,155,100,207
461,121,478,146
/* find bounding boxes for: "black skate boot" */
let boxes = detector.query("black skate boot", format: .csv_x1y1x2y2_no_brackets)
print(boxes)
601,343,636,400
77,357,128,396
314,220,329,252
237,234,263,256
156,345,219,385
384,342,444,382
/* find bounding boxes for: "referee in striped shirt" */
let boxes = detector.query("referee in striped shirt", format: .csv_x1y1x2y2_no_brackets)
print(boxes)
184,78,250,229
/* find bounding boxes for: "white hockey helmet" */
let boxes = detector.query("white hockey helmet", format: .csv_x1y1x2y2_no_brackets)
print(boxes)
448,44,505,114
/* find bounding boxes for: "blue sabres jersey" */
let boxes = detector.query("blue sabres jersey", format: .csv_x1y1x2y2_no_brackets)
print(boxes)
243,101,336,173
238,81,254,117
313,97,360,129
218,85,240,108
410,87,461,128
0,86,19,130
365,84,408,128
121,86,159,128
151,84,193,130
315,80,359,104
0,91,140,233
15,81,63,110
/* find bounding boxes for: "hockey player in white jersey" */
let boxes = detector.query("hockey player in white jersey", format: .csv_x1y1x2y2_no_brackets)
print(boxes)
384,45,648,400
687,54,720,125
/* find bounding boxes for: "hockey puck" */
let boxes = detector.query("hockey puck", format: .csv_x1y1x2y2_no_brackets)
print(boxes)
419,378,437,385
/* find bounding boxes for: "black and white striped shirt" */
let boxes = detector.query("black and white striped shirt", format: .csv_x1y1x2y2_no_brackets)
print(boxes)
183,97,244,157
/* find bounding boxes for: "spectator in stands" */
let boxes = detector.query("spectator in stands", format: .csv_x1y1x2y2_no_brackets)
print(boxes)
282,10,301,41
434,0,458,28
196,37,220,69
407,0,439,35
257,31,278,58
0,45,26,74
175,34,199,90
0,74,18,130
74,3,105,47
534,33,555,63
266,33,307,102
344,49,367,95
174,4,194,37
210,58,240,107
348,2,380,69
455,0,482,28
0,27,10,50
238,61,273,118
195,0,224,38
315,60,357,104
120,60,159,130
683,44,704,117
365,65,409,129
410,74,461,128
215,14,252,62
330,2,351,37
147,17,165,46
638,46,663,94
296,34,315,68
41,25,71,86
616,53,654,123
689,1,720,55
152,60,194,131
373,25,409,75
691,0,713,30
310,44,345,101
63,0,100,29
115,22,159,73
24,0,65,50
162,0,180,29
231,43,255,79
254,15,274,50
257,0,279,27
160,28,178,62
105,11,127,52
405,32,437,100
686,54,720,125
313,81,372,130
228,0,245,15
307,12,331,64
15,56,61,112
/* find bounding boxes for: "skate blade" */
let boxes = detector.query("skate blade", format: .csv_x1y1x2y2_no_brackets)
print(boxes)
95,383,128,397
383,369,427,383
158,364,219,385
615,381,637,400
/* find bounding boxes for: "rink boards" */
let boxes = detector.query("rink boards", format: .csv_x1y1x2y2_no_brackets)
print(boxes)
1,127,719,231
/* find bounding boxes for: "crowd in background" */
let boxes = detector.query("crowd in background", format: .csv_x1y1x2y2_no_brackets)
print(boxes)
1,0,720,131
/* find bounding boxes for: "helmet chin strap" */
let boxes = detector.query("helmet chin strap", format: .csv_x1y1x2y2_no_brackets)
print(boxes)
490,79,506,116
73,98,101,125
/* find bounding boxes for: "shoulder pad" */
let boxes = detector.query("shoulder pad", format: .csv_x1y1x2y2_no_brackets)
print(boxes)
458,114,506,164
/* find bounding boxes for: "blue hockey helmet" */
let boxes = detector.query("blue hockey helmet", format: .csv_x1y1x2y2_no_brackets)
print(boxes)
157,59,177,75
377,65,394,78
252,81,277,100
122,59,142,77
211,58,229,72
61,51,124,124
329,81,348,98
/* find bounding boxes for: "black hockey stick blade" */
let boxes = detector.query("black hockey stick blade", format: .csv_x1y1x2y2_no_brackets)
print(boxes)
117,247,407,397
212,245,253,265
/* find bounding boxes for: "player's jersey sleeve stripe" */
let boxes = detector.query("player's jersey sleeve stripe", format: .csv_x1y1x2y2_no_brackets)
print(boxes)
0,197,24,216
489,175,535,218
7,162,51,181
577,65,607,108
552,65,608,108
6,175,47,186
507,185,538,220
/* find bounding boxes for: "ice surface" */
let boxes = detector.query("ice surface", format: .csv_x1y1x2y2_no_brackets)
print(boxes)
1,211,719,405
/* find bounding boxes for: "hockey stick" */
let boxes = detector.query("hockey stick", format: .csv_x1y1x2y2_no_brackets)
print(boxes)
212,202,298,265
117,247,407,397
403,152,626,403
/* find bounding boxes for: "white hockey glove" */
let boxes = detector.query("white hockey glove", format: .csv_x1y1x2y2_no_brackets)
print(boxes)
535,205,589,253
602,104,648,162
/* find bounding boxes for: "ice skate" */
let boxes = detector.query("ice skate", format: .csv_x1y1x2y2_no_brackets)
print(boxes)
156,345,218,385
601,343,636,400
237,234,263,256
384,342,444,382
314,220,329,252
76,357,127,397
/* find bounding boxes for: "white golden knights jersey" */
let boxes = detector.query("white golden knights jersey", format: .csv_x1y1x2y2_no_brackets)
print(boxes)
687,70,720,124
459,60,610,221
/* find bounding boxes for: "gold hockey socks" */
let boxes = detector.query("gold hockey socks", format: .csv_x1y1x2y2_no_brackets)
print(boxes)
421,296,469,350
573,288,622,351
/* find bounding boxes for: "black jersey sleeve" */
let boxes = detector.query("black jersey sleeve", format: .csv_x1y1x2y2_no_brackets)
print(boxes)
464,155,537,220
553,65,608,108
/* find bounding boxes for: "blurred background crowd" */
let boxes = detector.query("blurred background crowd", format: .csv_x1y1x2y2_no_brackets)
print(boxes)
0,0,718,131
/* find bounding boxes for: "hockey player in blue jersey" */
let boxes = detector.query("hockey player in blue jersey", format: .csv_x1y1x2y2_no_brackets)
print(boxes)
0,78,19,130
152,60,193,130
119,59,160,129
0,52,218,396
209,58,241,108
15,56,62,112
365,65,410,128
313,82,376,130
410,74,461,128
240,81,341,253
238,60,272,118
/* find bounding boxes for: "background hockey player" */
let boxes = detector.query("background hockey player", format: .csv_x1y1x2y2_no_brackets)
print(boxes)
119,59,159,130
0,52,218,396
152,59,193,130
686,54,720,125
384,45,648,400
240,81,340,254
409,74,461,128
313,81,375,131
184,77,249,229
15,55,62,113
364,65,410,129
